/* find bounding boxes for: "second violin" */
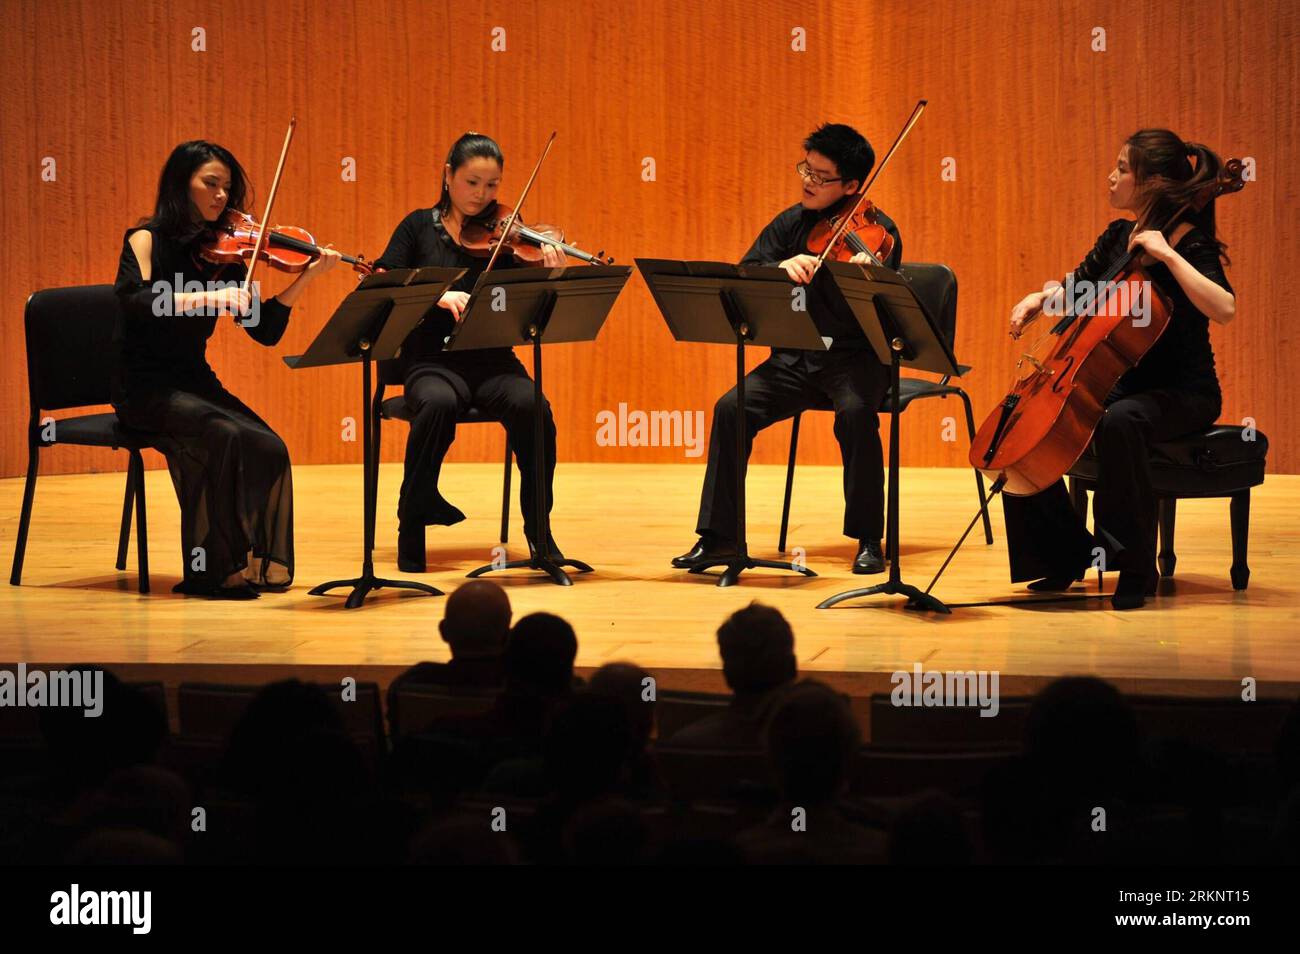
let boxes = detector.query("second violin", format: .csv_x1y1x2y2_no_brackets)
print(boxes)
457,207,612,265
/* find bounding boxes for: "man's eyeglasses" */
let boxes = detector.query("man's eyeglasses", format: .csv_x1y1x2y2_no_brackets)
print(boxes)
796,160,844,188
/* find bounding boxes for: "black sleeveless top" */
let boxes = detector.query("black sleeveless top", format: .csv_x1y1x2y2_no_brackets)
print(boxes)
113,224,291,406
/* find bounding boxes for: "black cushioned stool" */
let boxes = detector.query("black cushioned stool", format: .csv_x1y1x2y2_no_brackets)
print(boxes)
1067,424,1268,591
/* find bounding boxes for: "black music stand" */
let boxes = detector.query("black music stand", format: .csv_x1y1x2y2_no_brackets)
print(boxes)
448,264,631,586
812,261,960,613
284,266,464,608
637,259,828,587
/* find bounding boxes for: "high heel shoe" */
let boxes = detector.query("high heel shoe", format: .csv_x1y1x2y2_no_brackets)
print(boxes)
1111,569,1150,610
1026,557,1091,592
526,530,564,563
397,523,426,573
1026,574,1079,592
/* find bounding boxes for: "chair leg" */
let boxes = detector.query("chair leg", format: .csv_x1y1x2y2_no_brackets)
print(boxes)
9,444,39,586
778,413,801,553
116,462,135,571
1229,490,1251,591
131,450,150,594
1068,477,1089,518
1068,478,1097,585
500,438,512,544
1157,498,1177,578
959,390,993,544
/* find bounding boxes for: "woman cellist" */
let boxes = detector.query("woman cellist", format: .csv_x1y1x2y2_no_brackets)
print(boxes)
1002,129,1237,610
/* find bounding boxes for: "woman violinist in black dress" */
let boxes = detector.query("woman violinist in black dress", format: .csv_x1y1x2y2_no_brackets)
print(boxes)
114,141,341,599
1003,129,1238,610
373,132,567,572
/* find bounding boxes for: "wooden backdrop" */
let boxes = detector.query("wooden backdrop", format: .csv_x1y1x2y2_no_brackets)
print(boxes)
2,0,1295,480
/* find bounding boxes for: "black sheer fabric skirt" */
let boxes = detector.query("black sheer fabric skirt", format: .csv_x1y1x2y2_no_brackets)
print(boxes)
114,385,294,590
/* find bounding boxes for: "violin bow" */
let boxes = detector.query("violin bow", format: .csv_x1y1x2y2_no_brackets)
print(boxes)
812,99,927,273
482,130,557,276
238,117,297,314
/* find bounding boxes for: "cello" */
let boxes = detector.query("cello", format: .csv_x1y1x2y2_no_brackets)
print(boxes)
969,158,1246,495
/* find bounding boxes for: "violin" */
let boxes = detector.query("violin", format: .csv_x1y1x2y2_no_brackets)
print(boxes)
458,205,613,265
805,199,894,265
969,158,1247,496
797,100,926,279
199,208,373,276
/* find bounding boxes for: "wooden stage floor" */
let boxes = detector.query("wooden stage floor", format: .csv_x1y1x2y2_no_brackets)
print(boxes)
3,462,1298,701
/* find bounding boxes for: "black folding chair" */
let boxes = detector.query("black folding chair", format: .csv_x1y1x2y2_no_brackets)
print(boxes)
777,262,993,554
10,285,154,592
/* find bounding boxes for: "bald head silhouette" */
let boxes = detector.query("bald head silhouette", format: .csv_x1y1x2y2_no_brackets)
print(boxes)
439,580,512,657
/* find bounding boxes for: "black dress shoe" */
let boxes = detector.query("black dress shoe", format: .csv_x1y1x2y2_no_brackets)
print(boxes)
853,540,886,575
671,534,737,568
397,523,426,573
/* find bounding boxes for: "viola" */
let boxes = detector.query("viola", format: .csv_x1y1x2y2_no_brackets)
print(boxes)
805,199,894,265
799,100,926,278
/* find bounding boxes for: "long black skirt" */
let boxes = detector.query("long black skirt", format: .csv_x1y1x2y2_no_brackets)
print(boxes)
115,385,294,590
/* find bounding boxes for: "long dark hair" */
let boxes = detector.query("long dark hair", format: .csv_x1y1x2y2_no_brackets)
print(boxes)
436,132,504,215
139,140,250,245
1125,128,1229,263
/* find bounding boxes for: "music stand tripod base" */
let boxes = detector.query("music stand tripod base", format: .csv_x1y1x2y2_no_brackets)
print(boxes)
687,555,817,588
309,573,442,610
449,265,630,587
816,580,950,613
284,265,464,610
466,552,594,587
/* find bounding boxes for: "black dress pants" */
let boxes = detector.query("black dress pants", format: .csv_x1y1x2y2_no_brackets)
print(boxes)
695,348,889,543
1001,386,1221,582
397,348,556,536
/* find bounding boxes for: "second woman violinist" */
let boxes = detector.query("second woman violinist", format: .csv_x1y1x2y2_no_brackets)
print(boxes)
373,132,569,572
1002,129,1238,610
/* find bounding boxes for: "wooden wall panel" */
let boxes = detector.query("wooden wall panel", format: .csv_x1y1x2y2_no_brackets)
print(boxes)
2,0,1295,483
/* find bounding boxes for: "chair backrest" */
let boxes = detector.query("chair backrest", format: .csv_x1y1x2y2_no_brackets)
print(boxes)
23,285,122,413
851,745,1018,799
1127,696,1292,755
898,262,959,350
655,690,731,740
390,684,497,737
869,693,1029,747
377,358,405,387
651,744,774,802
177,681,386,750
